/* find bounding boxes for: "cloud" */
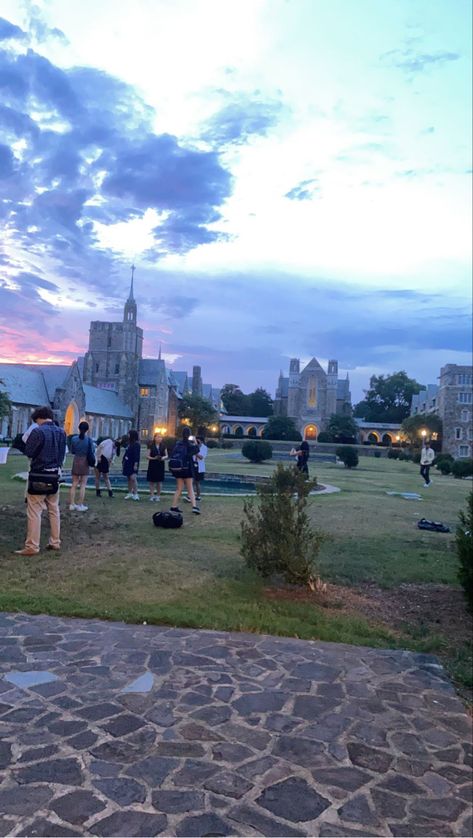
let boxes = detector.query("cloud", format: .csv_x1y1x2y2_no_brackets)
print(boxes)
382,48,460,77
285,178,320,201
0,17,27,41
202,95,284,146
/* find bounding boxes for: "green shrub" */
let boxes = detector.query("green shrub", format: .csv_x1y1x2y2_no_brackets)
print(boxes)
398,451,412,462
242,440,273,463
457,492,473,611
434,453,454,467
388,448,400,459
221,440,234,449
335,446,359,469
452,459,473,479
206,438,219,448
412,451,421,464
241,464,324,588
374,450,382,458
437,459,452,475
317,431,333,443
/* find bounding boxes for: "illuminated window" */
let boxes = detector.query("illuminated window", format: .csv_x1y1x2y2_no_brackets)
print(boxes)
140,387,150,397
307,377,317,407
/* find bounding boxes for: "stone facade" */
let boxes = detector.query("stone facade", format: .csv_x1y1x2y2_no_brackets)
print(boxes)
275,357,351,439
410,364,473,457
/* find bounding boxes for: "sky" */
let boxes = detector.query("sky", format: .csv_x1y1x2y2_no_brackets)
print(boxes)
0,0,471,402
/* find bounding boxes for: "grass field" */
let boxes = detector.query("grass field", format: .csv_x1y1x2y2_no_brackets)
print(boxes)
0,448,471,693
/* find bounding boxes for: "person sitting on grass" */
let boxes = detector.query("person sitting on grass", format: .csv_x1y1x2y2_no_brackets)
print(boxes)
122,429,141,500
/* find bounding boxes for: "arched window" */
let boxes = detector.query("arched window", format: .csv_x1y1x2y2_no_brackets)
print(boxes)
234,426,244,438
247,426,257,437
307,376,317,407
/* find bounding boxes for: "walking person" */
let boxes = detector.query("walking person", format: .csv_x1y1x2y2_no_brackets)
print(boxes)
94,437,116,498
69,421,95,512
14,406,66,556
123,429,141,500
292,440,310,476
185,435,208,503
420,439,435,487
169,427,200,514
146,432,168,501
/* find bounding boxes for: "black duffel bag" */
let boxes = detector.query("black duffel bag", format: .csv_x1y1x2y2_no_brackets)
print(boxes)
153,510,183,529
27,471,59,496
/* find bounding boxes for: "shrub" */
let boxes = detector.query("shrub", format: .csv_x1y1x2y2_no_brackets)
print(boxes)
335,446,359,469
242,440,273,463
398,451,412,462
434,453,454,467
412,451,421,464
221,440,234,449
437,459,452,475
457,491,473,611
452,458,473,479
317,431,333,443
374,450,382,458
206,438,219,448
241,464,324,589
388,448,400,459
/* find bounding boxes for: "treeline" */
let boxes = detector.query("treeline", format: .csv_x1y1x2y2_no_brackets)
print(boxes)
221,384,274,417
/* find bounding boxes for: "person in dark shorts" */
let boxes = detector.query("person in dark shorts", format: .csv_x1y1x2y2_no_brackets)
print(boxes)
169,427,200,514
185,435,208,503
94,438,116,498
122,429,141,500
292,440,310,475
146,432,168,501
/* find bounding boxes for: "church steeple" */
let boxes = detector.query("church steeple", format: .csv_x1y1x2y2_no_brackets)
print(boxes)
123,264,137,324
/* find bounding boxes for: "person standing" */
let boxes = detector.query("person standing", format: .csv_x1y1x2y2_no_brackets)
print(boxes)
420,440,435,487
14,406,66,556
123,429,141,500
146,432,168,501
192,435,208,502
69,421,94,512
293,440,310,476
169,427,200,514
94,437,116,498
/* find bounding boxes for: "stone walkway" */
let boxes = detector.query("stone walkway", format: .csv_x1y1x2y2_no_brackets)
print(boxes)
0,613,471,837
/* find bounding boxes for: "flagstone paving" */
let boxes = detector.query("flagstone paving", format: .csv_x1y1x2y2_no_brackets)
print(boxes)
0,612,471,837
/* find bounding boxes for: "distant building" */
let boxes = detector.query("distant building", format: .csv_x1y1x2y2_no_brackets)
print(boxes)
410,364,473,457
274,357,351,439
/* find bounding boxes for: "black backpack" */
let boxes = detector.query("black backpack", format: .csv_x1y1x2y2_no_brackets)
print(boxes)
417,518,450,533
153,510,183,529
168,440,198,476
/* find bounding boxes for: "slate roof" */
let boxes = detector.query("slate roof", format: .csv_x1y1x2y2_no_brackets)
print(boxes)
139,359,166,385
168,371,189,396
0,364,50,406
30,365,70,401
83,385,133,418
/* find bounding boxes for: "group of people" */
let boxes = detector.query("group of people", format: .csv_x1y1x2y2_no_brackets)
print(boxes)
14,410,208,554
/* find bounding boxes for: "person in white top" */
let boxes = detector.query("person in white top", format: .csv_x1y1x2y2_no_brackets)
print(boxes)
94,438,116,498
193,436,208,502
420,441,435,487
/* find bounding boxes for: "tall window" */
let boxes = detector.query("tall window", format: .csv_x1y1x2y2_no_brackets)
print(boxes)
459,445,469,457
459,392,473,403
307,377,317,407
455,428,463,440
461,409,470,421
115,364,119,374
140,387,150,397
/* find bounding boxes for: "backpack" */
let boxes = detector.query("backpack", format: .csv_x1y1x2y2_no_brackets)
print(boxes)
168,440,198,476
417,518,450,533
153,510,183,529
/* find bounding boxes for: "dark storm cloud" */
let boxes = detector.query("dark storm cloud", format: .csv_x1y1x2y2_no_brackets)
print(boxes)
0,17,27,41
202,96,284,146
0,23,234,301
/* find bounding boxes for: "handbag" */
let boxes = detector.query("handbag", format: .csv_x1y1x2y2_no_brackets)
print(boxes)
28,471,59,496
86,439,96,468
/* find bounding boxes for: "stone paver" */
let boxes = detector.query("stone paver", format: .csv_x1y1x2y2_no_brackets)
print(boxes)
0,612,471,837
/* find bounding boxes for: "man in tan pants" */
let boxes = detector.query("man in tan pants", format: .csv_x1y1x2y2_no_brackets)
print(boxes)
15,406,66,556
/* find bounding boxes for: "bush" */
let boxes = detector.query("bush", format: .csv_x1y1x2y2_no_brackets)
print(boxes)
241,464,324,588
206,438,219,448
374,450,382,458
221,440,234,449
398,451,412,462
434,453,454,467
437,459,452,475
412,451,421,464
317,431,333,443
388,448,400,459
335,446,359,469
242,440,273,463
452,458,473,479
457,492,473,611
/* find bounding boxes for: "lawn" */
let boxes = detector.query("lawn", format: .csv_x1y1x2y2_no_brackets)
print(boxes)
0,448,471,694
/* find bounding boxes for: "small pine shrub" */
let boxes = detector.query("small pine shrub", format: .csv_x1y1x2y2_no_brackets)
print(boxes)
437,459,452,475
457,492,473,611
434,453,454,467
335,446,359,469
388,449,400,459
206,438,219,448
241,464,324,589
317,431,333,443
412,451,421,464
374,450,382,458
221,440,234,449
398,451,413,462
452,459,473,479
242,440,273,462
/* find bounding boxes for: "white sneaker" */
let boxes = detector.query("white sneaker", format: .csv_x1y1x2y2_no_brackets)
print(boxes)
124,493,134,500
76,504,88,512
132,494,140,501
149,495,155,501
184,496,192,503
69,503,77,511
155,495,161,502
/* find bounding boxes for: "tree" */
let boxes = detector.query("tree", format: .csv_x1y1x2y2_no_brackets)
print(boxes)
336,446,359,468
0,381,11,423
400,413,443,446
177,395,218,433
220,384,250,415
326,413,359,443
354,371,423,423
248,388,273,417
262,416,302,441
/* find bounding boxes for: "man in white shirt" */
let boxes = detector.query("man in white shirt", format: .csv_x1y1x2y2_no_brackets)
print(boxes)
420,441,435,487
94,438,116,498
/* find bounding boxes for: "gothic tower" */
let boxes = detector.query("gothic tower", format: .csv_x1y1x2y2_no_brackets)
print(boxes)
287,358,300,419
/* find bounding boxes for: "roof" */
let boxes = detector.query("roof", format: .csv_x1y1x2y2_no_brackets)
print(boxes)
355,420,401,429
139,358,166,385
219,414,269,423
0,363,50,406
30,365,70,401
168,370,189,396
302,357,325,374
83,385,133,418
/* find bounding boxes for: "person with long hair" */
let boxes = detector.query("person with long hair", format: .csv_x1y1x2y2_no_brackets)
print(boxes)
169,426,200,514
146,432,168,501
69,421,94,511
123,429,141,500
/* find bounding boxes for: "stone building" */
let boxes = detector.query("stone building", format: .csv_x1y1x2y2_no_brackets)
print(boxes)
274,357,351,439
410,363,473,457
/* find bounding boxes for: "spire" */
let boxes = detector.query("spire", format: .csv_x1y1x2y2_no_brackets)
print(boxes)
128,264,135,301
158,343,162,361
123,264,137,324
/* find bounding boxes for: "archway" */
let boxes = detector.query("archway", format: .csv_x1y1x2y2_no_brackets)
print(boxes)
221,425,231,435
304,424,318,440
382,433,392,446
64,401,79,436
367,431,379,444
233,426,244,438
247,426,257,438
